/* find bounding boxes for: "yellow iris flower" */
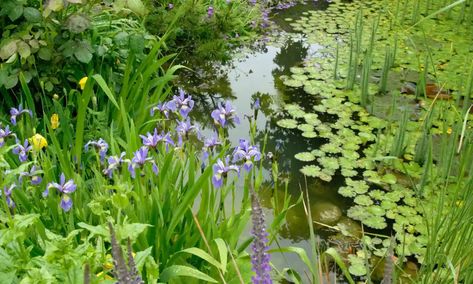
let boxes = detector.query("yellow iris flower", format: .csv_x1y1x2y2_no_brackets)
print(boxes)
30,134,48,151
51,113,59,129
78,76,88,90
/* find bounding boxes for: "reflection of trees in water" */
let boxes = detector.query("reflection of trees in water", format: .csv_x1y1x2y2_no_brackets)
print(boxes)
272,39,308,79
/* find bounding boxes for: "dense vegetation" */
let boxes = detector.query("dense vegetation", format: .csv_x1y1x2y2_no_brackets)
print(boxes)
0,0,472,283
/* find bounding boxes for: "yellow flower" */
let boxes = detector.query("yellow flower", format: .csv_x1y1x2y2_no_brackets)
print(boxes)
51,113,59,130
447,127,452,135
78,76,88,90
30,134,48,151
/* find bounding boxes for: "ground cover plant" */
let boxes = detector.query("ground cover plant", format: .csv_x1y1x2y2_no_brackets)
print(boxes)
1,0,473,283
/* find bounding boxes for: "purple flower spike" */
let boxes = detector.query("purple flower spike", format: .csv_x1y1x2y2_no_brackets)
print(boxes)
103,152,126,178
233,139,261,172
13,139,32,162
207,6,214,18
212,157,239,188
19,165,42,185
172,89,194,118
1,184,16,208
10,104,33,125
250,190,272,284
211,101,240,128
0,125,15,147
45,173,77,212
84,138,109,163
128,147,158,178
252,98,260,110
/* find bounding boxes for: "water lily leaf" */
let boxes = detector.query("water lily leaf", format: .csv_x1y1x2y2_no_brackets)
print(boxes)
284,104,306,118
338,186,357,198
364,215,387,229
302,131,318,138
303,113,320,125
381,173,397,184
318,156,339,171
284,79,304,88
295,152,316,162
354,195,373,206
348,255,367,276
297,123,314,132
277,119,298,129
300,165,322,177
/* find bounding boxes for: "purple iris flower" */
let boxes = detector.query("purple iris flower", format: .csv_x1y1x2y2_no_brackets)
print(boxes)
140,128,175,150
252,98,260,110
250,190,272,284
212,157,240,188
19,165,42,185
84,138,109,163
150,101,176,118
204,133,222,149
10,104,33,125
0,125,15,147
1,184,16,208
128,147,158,178
176,119,197,138
207,6,214,18
12,139,32,162
103,152,126,178
168,3,174,9
44,173,77,212
211,101,240,128
233,139,261,171
171,89,194,118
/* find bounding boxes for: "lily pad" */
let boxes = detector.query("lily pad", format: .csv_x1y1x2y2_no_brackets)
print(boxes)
277,119,298,129
295,152,316,162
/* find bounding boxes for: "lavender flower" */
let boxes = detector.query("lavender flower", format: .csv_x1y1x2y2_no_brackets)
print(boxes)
204,133,222,149
128,147,158,178
85,138,109,163
171,89,194,118
19,165,42,185
150,101,176,118
103,152,126,178
0,125,15,147
207,6,214,18
212,157,239,188
44,173,77,212
1,184,16,208
12,139,32,162
250,189,272,284
140,128,174,150
167,3,174,9
233,139,261,171
211,101,240,128
176,119,197,138
252,98,260,110
10,104,33,125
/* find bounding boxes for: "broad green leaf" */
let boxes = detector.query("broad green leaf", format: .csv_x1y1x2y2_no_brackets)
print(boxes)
160,265,218,283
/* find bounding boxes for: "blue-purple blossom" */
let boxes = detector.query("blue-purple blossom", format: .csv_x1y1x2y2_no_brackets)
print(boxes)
44,173,77,212
168,3,174,9
140,128,174,150
19,165,42,185
176,119,197,138
211,101,240,128
10,104,33,125
103,152,126,178
233,139,261,171
0,125,15,147
128,147,158,178
12,139,32,162
85,138,109,163
150,101,176,118
172,89,194,118
1,184,16,208
212,157,240,188
207,6,214,18
250,190,272,284
252,98,260,110
204,133,222,149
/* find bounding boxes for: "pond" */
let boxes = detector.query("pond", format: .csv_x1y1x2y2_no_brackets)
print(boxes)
179,0,473,281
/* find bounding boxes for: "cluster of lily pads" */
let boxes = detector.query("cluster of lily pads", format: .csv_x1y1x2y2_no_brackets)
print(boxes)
273,0,473,275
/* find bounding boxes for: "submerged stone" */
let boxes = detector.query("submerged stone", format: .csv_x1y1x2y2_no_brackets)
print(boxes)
311,201,342,225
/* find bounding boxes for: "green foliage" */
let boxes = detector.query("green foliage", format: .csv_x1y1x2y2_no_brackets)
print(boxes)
0,0,152,99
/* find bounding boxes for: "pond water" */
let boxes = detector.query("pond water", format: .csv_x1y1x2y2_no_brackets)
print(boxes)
179,0,473,281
